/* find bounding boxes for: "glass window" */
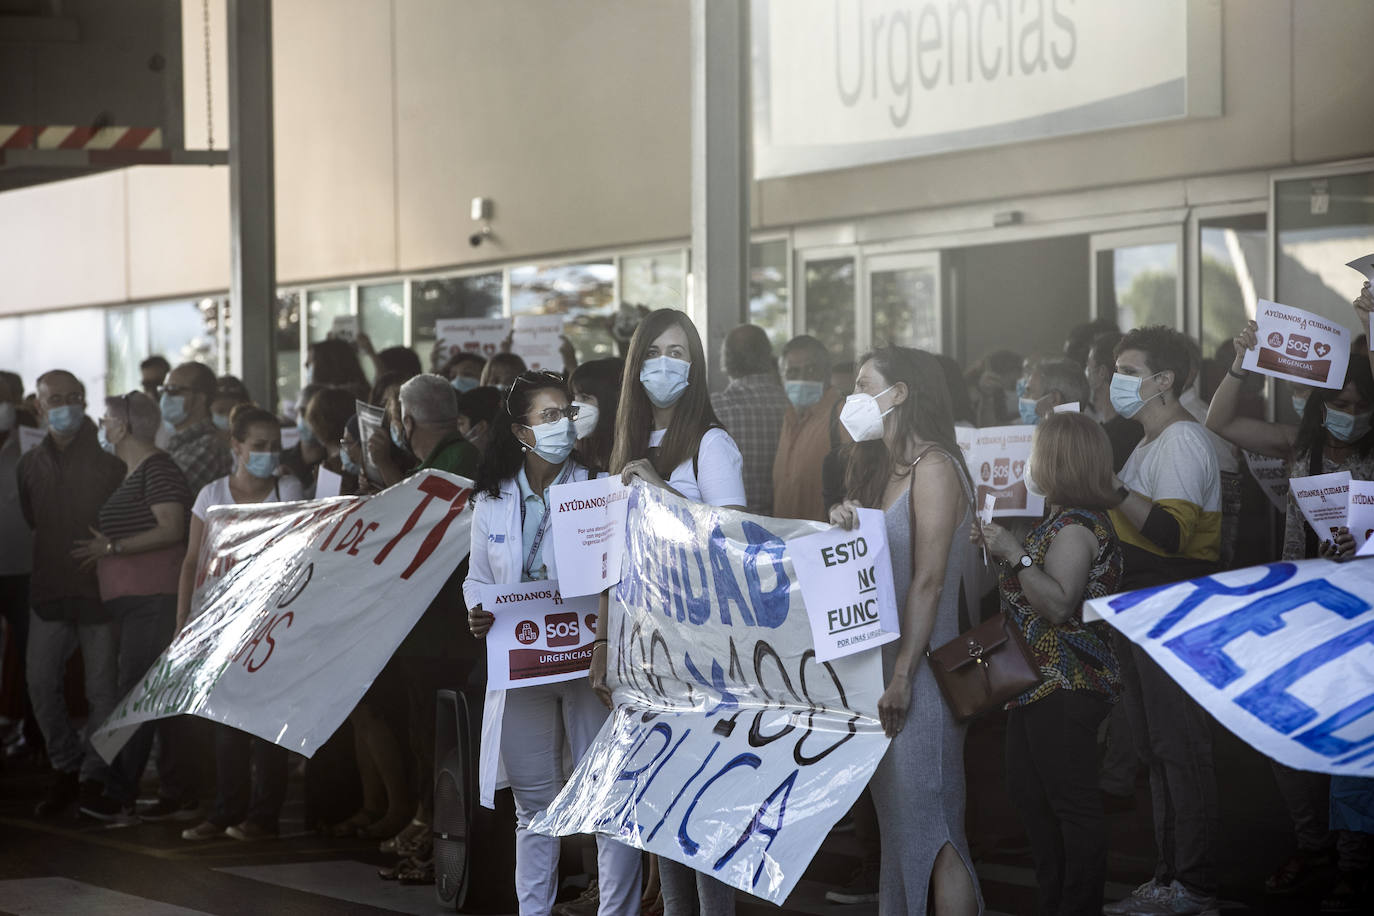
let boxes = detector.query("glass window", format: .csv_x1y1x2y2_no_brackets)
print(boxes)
1097,244,1179,332
750,240,790,353
1199,214,1267,360
410,273,504,370
2,308,109,398
1275,171,1374,332
870,259,940,353
511,261,617,362
802,256,856,362
105,306,152,395
359,282,405,351
621,250,688,313
305,287,351,344
276,291,301,412
104,300,219,396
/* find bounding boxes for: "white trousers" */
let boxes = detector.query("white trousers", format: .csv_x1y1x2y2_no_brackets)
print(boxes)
501,678,642,916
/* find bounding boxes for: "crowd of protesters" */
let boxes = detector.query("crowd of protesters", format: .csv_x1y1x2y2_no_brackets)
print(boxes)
2,282,1373,916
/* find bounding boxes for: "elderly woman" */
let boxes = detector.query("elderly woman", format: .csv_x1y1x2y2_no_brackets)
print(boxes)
75,391,193,821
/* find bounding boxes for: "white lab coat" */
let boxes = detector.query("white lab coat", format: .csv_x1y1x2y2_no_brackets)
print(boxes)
462,462,593,808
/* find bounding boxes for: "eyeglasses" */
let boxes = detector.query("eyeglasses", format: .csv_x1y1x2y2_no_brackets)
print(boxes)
42,393,85,408
158,384,193,397
527,404,580,426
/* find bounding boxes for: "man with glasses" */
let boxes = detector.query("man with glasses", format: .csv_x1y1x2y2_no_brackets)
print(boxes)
17,369,126,816
161,362,233,496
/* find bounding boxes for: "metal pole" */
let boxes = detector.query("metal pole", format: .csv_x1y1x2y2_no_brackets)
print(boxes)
691,0,751,388
227,0,278,411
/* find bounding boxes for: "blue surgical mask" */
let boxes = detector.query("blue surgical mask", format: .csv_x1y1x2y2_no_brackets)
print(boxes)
1109,371,1164,420
1292,394,1309,418
243,451,280,479
160,393,188,427
391,422,410,454
785,380,824,409
296,417,316,446
640,356,691,408
340,448,360,475
525,417,577,464
47,404,84,436
1324,406,1373,443
212,412,231,431
451,375,479,394
1015,377,1029,399
97,424,115,453
1018,397,1040,426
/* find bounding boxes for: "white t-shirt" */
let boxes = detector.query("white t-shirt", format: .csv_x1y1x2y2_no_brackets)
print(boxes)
648,426,746,507
1180,389,1240,474
192,474,306,520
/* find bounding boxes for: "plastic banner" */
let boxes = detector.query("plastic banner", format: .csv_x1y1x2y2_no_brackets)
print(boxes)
90,471,475,762
530,483,890,905
1241,300,1350,390
1085,559,1374,775
482,579,600,689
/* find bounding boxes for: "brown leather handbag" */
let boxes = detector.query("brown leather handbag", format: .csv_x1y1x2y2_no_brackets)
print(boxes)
906,444,1042,722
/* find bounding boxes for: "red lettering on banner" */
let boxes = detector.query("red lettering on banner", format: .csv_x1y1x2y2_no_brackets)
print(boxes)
233,610,295,673
396,486,471,580
318,502,365,552
346,522,380,556
373,474,466,572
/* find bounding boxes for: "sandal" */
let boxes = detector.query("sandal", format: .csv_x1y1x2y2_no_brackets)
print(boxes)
379,818,429,854
378,857,408,880
1265,849,1335,895
396,852,435,885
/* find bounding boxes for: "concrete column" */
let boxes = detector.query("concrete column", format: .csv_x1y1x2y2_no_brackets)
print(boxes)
691,0,750,387
227,0,277,411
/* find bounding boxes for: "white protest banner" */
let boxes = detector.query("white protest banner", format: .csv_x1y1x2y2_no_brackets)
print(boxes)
18,425,44,455
547,475,631,597
531,483,889,905
1289,471,1352,544
511,313,565,371
967,424,1043,518
314,467,342,499
1349,480,1374,554
328,315,359,344
1242,300,1351,390
1245,450,1291,512
435,317,511,362
789,508,898,661
90,471,475,761
1085,559,1374,775
481,580,600,690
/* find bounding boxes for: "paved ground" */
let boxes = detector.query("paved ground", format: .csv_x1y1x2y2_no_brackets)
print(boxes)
0,714,1337,915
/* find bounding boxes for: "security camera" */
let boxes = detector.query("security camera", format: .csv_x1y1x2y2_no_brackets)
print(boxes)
470,223,493,247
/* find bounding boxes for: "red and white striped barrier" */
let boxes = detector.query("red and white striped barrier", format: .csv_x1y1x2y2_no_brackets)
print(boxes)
0,125,163,150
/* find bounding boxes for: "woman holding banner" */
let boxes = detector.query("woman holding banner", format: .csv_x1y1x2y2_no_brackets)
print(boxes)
1206,294,1374,898
972,412,1124,916
465,370,642,916
589,308,746,916
828,346,982,916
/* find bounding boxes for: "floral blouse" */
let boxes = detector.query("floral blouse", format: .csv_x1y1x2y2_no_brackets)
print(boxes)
998,507,1124,708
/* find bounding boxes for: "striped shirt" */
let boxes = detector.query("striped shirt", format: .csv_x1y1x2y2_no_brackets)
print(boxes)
97,453,192,540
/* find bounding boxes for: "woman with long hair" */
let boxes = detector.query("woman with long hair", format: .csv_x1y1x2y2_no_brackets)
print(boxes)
570,357,625,472
589,308,746,916
829,346,982,915
308,338,369,392
972,413,1124,916
464,370,641,916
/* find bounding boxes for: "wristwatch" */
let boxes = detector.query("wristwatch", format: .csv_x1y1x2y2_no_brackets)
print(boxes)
1017,554,1034,570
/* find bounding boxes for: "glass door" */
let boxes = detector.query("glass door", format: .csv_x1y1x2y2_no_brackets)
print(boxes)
796,247,859,363
864,251,943,354
1090,226,1184,332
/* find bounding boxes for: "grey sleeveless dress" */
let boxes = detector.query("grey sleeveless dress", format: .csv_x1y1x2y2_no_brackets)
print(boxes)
869,487,984,915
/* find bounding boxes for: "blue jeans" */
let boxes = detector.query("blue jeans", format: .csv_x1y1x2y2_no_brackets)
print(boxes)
105,594,183,803
26,608,117,783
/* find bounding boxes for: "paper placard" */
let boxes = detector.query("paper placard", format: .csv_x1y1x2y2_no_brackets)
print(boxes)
314,467,342,499
481,580,599,689
1289,471,1351,542
547,475,631,597
967,424,1044,518
354,400,387,486
435,317,511,363
328,315,359,344
1244,450,1291,512
1241,300,1351,390
280,426,300,451
511,314,565,371
1346,253,1374,287
789,508,899,661
1348,480,1374,553
1052,402,1080,414
18,425,45,455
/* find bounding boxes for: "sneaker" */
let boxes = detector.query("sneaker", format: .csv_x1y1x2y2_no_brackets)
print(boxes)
34,770,80,817
225,821,278,841
1102,878,1171,915
79,794,138,825
137,796,201,822
824,862,880,905
553,879,600,916
181,820,226,841
1107,880,1219,915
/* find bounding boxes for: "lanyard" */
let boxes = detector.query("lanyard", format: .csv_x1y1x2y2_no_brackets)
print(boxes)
519,462,573,578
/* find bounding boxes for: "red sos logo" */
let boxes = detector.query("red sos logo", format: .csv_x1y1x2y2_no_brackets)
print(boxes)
545,612,580,647
514,620,539,645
